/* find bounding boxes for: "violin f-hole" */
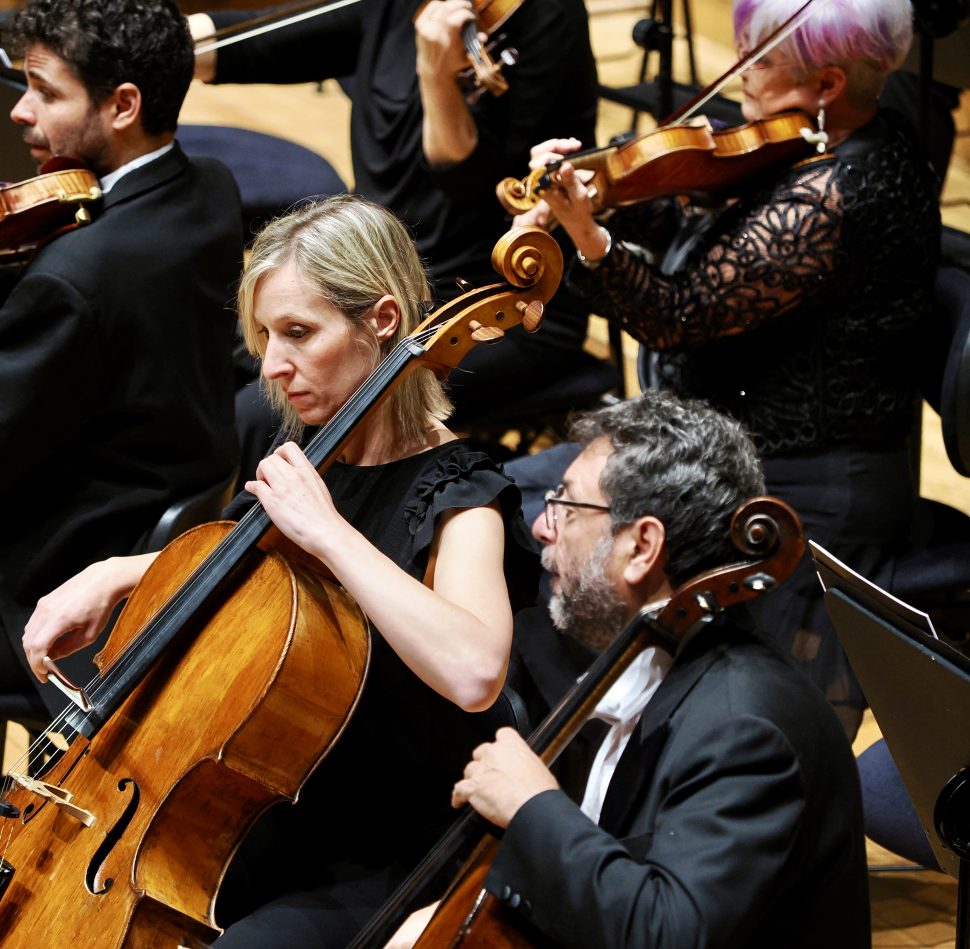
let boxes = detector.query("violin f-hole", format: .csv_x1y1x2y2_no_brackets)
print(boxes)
85,777,140,896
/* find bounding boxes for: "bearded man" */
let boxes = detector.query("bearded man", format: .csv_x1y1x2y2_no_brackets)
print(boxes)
399,391,871,948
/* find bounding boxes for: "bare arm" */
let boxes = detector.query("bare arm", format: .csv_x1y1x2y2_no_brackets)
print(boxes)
414,0,479,166
246,442,513,712
22,553,159,681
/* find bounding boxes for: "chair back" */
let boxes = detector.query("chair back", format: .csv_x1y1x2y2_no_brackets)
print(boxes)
140,470,238,553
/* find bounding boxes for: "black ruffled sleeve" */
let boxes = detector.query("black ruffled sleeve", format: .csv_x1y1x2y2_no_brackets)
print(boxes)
404,448,541,614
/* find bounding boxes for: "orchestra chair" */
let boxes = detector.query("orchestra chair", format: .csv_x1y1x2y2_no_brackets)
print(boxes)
0,471,239,777
176,125,347,238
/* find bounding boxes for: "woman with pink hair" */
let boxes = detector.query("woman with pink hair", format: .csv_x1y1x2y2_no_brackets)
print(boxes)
520,0,938,739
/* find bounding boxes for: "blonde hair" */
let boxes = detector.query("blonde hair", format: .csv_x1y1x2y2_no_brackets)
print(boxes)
238,195,452,446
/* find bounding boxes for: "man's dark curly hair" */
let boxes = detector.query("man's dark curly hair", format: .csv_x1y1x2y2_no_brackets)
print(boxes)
571,390,766,586
13,0,193,135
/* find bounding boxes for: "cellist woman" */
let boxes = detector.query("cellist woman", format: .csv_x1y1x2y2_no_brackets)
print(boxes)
512,0,938,742
20,194,539,947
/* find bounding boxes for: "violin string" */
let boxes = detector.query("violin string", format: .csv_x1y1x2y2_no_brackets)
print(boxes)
194,0,363,55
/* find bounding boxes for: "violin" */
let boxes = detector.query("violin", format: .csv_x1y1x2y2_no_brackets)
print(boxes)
495,0,830,214
193,0,522,101
0,158,101,262
347,495,805,948
0,226,562,948
495,110,820,214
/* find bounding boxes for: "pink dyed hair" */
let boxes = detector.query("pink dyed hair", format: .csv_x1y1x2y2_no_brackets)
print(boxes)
733,0,912,75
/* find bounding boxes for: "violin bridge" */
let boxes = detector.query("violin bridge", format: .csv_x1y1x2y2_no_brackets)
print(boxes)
8,771,97,827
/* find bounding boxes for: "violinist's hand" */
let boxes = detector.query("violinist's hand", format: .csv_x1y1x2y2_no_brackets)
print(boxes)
512,199,555,230
245,441,345,563
452,727,559,828
414,0,478,79
414,0,479,166
384,903,439,949
188,13,217,82
528,137,583,170
22,555,154,681
538,161,609,263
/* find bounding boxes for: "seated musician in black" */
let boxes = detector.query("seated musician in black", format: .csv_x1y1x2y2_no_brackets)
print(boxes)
21,195,538,947
392,391,870,948
0,0,241,715
513,0,939,739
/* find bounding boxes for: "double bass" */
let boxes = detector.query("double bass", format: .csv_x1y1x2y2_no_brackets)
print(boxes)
0,226,562,948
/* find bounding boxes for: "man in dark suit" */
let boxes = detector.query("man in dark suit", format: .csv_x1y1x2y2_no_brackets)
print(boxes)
442,391,870,948
0,0,242,712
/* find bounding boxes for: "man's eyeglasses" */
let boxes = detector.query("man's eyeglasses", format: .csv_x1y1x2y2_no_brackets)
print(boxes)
543,486,611,532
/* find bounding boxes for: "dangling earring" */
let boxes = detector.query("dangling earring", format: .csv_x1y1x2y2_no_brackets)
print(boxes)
800,99,829,154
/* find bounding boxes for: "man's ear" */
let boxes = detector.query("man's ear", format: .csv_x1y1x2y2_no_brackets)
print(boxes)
621,515,666,587
106,82,141,132
367,294,401,342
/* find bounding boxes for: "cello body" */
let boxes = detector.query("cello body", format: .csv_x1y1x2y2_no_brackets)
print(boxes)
0,522,369,947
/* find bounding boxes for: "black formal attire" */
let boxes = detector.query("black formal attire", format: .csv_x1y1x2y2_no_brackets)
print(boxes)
488,613,871,948
564,113,941,725
215,440,540,947
210,0,599,421
0,144,242,712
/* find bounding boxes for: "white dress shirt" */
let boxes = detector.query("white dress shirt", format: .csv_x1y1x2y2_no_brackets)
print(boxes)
579,646,672,824
99,141,174,193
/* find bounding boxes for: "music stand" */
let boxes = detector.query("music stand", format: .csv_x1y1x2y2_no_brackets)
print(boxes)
811,541,970,949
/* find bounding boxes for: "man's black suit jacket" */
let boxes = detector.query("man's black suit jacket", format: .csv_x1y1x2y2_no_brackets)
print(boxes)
0,144,242,708
487,614,870,948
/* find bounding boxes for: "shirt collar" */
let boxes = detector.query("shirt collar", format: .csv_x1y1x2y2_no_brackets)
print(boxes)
99,141,174,194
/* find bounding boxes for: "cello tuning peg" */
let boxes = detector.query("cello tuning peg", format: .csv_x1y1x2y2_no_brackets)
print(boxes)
515,299,544,332
468,319,504,344
455,277,474,293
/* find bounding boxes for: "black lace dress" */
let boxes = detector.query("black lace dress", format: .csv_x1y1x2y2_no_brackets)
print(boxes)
215,440,539,947
567,112,940,728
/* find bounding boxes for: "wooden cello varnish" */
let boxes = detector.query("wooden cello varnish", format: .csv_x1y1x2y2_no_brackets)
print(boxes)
0,524,369,947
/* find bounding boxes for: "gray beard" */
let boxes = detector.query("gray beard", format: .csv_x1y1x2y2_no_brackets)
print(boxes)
545,536,627,651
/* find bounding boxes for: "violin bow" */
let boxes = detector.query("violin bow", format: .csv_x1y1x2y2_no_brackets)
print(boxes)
193,0,364,56
667,0,833,126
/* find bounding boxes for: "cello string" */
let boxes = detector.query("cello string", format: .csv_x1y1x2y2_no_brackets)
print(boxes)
71,322,443,712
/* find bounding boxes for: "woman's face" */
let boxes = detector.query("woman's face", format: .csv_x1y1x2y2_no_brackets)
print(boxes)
255,260,378,426
738,47,817,123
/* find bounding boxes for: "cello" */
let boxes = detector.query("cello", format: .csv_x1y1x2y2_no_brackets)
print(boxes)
0,225,562,948
348,495,804,947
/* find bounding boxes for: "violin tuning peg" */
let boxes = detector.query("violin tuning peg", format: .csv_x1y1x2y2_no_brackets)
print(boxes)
455,277,474,293
515,299,544,333
500,47,518,67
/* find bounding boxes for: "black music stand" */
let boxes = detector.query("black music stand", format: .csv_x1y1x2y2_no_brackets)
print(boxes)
811,541,970,949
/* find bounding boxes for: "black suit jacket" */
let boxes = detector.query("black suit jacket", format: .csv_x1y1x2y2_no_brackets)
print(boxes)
487,615,870,948
0,144,242,708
